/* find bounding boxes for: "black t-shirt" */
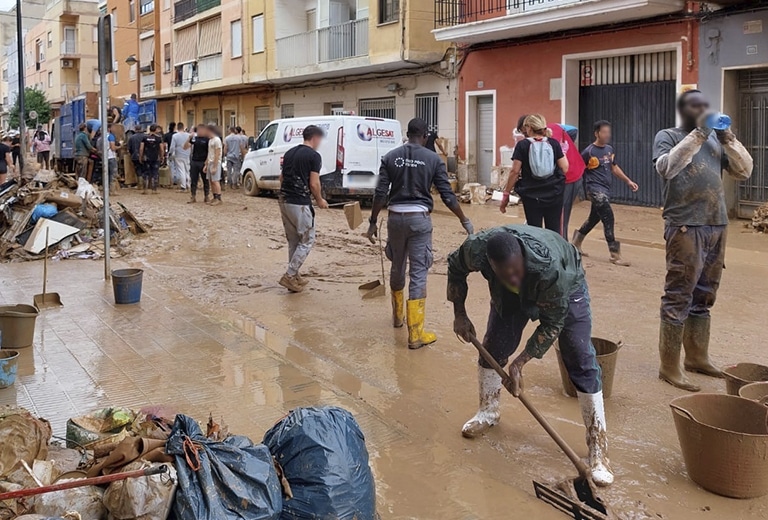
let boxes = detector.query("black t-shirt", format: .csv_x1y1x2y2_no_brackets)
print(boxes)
280,144,322,206
0,143,10,172
163,131,175,149
142,133,163,162
10,137,19,155
512,137,566,205
190,135,209,162
425,132,438,152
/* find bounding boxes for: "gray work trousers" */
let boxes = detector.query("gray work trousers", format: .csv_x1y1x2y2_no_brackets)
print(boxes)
661,224,726,326
385,212,433,300
280,202,316,277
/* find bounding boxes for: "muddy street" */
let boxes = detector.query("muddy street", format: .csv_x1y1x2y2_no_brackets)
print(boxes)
3,187,768,519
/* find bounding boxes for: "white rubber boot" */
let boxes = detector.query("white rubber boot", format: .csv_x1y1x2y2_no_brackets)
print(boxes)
577,391,614,487
462,367,502,439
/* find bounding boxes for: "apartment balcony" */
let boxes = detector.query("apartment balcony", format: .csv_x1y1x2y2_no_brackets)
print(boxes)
275,18,368,71
141,73,156,93
60,40,77,56
61,83,80,100
433,0,686,44
173,0,220,24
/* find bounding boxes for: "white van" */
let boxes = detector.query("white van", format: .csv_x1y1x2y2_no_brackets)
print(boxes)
241,116,402,199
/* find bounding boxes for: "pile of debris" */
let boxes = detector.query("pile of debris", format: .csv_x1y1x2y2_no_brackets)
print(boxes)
0,405,376,520
0,171,147,262
751,201,768,233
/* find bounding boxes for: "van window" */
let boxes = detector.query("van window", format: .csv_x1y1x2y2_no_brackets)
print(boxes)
255,123,278,150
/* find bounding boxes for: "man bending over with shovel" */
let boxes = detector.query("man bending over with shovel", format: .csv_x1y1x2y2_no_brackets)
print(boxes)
448,225,613,486
365,118,473,349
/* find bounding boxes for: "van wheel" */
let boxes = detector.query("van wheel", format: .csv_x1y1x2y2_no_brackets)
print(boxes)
243,171,260,197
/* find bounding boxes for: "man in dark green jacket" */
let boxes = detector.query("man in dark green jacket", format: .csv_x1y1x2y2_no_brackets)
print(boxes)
74,123,96,180
447,225,613,487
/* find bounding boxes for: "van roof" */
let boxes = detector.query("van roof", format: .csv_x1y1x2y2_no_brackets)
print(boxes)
271,116,399,124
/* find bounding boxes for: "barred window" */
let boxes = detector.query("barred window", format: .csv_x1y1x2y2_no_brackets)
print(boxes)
281,104,294,119
358,97,396,120
379,0,399,24
415,93,438,132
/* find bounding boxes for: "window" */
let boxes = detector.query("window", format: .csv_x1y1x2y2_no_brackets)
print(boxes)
231,20,242,59
202,109,219,125
37,41,44,63
1,69,6,81
254,106,270,135
47,72,53,88
113,70,119,84
140,0,155,16
255,123,278,150
280,104,294,119
186,110,195,130
227,110,237,128
164,43,171,73
129,63,137,81
415,93,438,132
324,102,344,115
93,68,100,85
379,0,399,24
111,8,117,29
47,31,52,48
92,26,98,43
252,14,264,54
359,97,395,119
129,0,136,23
163,0,170,10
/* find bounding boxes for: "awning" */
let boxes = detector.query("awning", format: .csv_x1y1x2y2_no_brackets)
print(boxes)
198,17,222,58
174,26,197,65
140,35,155,68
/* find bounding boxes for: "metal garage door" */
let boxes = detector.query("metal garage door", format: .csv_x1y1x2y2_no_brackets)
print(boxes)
579,51,677,207
477,96,494,186
738,68,768,218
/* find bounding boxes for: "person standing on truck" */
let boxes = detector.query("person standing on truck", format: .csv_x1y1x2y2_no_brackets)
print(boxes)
127,125,145,183
75,123,96,181
204,124,224,205
123,94,140,129
139,125,165,194
654,90,753,392
278,125,329,293
224,126,244,190
364,118,474,349
184,125,210,203
571,121,638,266
170,122,191,191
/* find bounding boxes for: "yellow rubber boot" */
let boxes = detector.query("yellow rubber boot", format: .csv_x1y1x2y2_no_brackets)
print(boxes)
406,299,437,350
392,290,405,328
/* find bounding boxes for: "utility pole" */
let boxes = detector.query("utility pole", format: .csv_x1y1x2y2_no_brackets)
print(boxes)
99,14,114,281
15,0,25,171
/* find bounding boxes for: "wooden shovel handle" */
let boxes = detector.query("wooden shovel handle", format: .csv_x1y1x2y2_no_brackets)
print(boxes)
467,334,590,478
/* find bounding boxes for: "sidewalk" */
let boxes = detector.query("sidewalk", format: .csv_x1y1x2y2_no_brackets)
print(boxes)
0,260,557,520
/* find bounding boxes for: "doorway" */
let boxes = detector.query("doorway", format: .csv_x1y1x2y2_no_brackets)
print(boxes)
737,68,768,218
476,96,494,186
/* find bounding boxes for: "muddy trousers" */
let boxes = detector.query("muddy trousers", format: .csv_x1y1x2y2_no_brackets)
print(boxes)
143,161,160,189
280,202,316,277
480,283,602,394
661,225,726,327
173,157,190,189
578,191,616,245
385,212,433,300
226,158,242,187
190,160,209,198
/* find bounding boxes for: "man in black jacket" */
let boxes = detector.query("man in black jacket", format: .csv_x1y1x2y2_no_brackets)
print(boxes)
183,125,210,203
365,118,473,349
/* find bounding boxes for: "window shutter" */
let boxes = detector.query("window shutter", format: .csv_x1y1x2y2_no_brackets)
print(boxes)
231,20,242,58
252,15,264,53
199,17,222,58
174,26,197,64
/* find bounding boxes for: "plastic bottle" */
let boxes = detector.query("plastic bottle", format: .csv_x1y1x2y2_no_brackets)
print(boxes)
705,113,732,131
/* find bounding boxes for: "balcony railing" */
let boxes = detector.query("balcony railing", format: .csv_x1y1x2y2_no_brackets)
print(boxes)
197,54,222,83
276,18,368,71
61,83,79,100
174,0,221,24
434,0,584,27
141,73,156,93
60,40,77,55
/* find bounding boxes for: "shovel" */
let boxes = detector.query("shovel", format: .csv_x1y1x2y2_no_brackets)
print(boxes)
325,201,363,230
33,228,63,309
466,334,614,520
359,221,386,299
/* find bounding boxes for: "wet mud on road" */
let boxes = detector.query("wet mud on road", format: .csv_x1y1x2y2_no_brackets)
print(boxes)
27,188,768,518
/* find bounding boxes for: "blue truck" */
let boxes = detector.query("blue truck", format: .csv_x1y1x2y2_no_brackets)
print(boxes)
52,94,157,173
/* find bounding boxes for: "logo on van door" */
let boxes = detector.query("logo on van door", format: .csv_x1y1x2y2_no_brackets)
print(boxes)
357,123,396,142
283,125,296,143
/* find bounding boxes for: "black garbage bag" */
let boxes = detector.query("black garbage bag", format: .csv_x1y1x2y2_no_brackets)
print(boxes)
166,414,282,520
263,407,376,520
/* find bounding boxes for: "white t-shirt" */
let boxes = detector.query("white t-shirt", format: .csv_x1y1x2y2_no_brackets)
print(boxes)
207,136,222,168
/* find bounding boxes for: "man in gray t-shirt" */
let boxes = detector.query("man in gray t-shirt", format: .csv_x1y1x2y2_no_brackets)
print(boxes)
224,126,244,189
170,122,191,190
653,90,753,392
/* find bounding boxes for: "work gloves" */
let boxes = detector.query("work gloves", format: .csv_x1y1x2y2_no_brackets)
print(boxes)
365,218,378,244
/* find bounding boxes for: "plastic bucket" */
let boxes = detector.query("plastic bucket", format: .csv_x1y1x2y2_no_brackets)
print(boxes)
739,382,768,406
0,304,39,348
670,394,768,498
723,363,768,396
111,269,144,305
0,350,20,388
556,338,621,398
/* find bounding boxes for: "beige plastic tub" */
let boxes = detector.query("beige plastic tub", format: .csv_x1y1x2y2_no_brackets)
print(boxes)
0,304,39,349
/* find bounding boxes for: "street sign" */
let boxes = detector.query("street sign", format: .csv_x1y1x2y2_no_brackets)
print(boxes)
29,110,37,120
99,14,114,75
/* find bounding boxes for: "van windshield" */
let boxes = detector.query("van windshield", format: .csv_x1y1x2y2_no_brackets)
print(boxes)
255,123,277,150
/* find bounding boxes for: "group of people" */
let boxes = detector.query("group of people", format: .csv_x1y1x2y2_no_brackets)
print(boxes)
274,90,754,489
0,129,41,183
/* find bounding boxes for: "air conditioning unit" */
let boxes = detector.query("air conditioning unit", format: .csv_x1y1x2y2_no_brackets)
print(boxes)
62,59,74,68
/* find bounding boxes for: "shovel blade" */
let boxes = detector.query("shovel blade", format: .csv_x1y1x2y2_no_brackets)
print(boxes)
358,280,382,291
360,284,386,300
534,477,615,520
33,293,63,308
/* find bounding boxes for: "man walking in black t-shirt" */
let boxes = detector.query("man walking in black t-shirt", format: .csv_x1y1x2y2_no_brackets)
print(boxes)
278,125,328,293
571,120,638,266
184,125,210,203
139,124,165,194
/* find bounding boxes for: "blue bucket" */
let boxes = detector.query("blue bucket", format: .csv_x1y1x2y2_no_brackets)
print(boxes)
111,268,144,304
0,350,19,388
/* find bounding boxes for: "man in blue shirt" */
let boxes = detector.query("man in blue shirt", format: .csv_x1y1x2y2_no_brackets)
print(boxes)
571,120,638,266
122,94,140,129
